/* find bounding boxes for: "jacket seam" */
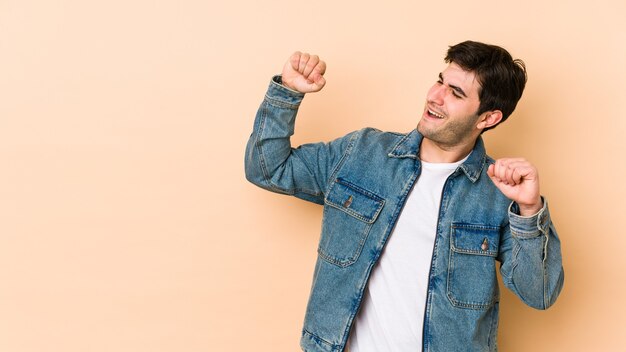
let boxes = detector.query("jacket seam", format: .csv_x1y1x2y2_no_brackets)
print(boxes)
255,103,274,190
263,93,302,110
302,328,338,350
255,101,322,197
317,222,374,267
324,130,359,195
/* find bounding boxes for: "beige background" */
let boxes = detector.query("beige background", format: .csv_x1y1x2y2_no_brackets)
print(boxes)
1,0,625,351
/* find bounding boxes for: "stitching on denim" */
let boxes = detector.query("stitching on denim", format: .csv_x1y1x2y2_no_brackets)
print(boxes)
389,132,410,154
302,328,337,349
265,145,324,195
327,178,385,220
335,178,385,202
316,130,382,268
511,242,521,275
510,228,541,238
264,94,301,110
387,131,418,159
255,101,324,197
325,129,360,194
451,247,497,257
452,223,500,231
324,181,385,224
255,103,303,195
291,143,328,197
458,155,487,183
326,201,379,224
317,217,374,268
447,223,500,310
541,232,550,308
488,302,499,349
446,292,497,310
255,103,273,189
506,242,542,308
547,269,564,308
543,250,548,309
446,264,498,310
450,224,499,257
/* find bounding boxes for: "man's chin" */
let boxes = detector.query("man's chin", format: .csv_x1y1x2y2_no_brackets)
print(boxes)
417,122,432,136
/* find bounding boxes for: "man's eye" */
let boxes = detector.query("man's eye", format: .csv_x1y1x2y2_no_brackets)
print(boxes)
452,91,462,98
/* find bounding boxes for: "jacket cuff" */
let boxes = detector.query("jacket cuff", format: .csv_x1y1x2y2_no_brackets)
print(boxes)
508,197,551,238
264,75,305,108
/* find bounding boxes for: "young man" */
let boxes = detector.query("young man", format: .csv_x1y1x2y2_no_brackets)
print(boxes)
245,41,564,352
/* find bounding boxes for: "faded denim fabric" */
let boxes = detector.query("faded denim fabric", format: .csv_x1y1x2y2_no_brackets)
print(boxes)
244,76,564,352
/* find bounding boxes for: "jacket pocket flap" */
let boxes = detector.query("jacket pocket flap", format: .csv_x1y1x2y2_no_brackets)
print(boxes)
325,178,384,224
451,224,500,257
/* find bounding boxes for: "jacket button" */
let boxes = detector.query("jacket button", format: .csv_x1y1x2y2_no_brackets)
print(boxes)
481,238,489,251
344,195,353,208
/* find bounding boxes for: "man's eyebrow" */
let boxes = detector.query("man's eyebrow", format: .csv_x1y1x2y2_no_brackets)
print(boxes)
438,72,468,98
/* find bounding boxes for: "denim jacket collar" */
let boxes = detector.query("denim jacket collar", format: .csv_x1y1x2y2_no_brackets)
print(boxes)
388,129,487,183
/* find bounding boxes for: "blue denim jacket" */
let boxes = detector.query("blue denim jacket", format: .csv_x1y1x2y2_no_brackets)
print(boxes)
245,77,564,352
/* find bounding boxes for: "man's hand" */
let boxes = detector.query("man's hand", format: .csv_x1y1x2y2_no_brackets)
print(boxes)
487,158,543,216
281,51,327,93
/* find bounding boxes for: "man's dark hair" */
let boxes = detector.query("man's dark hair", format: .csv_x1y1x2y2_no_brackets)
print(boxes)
445,41,527,132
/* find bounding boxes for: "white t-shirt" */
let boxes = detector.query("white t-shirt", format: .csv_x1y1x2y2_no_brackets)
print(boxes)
348,157,466,352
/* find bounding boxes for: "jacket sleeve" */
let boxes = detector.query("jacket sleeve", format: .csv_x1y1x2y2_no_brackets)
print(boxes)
498,199,565,310
244,76,357,204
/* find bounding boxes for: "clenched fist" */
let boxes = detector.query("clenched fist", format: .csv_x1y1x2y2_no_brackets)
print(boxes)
487,158,543,216
281,51,327,93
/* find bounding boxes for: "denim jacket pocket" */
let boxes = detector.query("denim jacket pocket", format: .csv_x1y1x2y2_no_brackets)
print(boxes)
447,223,501,310
318,178,385,268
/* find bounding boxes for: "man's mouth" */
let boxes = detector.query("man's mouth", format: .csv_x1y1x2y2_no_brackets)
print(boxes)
427,109,445,119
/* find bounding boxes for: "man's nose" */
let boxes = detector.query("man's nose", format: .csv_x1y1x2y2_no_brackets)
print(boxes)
427,84,446,105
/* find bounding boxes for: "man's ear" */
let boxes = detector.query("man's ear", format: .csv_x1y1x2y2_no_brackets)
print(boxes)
476,110,503,130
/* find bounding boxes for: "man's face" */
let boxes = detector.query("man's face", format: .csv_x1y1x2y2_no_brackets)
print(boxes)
417,62,485,148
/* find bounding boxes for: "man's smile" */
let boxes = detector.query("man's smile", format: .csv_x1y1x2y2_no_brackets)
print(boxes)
427,109,445,119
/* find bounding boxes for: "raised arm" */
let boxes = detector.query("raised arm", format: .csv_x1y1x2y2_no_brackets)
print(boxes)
244,52,355,204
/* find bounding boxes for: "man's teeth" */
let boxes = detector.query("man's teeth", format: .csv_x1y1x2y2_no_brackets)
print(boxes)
429,110,444,119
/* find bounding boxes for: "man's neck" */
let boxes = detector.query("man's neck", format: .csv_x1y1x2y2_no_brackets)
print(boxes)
419,137,476,163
